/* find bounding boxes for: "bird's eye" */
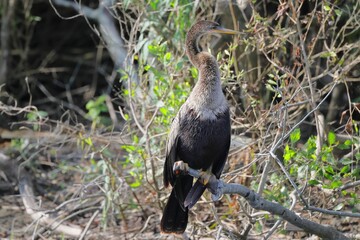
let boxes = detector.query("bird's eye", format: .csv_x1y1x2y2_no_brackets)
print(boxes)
213,23,220,29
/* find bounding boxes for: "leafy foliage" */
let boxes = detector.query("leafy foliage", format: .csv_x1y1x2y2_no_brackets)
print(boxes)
282,129,359,205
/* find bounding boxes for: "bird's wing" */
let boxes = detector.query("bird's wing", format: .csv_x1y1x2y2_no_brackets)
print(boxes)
212,110,231,178
212,138,230,178
163,108,182,187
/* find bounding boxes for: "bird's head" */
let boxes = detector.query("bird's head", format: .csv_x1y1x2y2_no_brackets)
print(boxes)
188,20,240,38
186,20,240,68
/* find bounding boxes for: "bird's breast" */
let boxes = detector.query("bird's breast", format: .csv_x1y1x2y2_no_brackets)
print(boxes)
177,107,230,171
187,87,228,121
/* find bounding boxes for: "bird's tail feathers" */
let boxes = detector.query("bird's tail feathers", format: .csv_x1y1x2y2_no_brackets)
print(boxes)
161,188,188,234
184,180,206,209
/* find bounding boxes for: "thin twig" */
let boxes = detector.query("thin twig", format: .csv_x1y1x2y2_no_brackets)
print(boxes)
305,206,360,218
337,180,360,192
264,190,297,239
294,1,323,159
79,209,100,240
269,83,337,203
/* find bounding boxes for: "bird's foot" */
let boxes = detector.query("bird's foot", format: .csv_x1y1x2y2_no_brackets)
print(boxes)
199,171,212,186
173,161,189,176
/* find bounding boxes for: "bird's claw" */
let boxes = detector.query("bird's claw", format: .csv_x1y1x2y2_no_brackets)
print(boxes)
173,161,189,176
199,171,212,186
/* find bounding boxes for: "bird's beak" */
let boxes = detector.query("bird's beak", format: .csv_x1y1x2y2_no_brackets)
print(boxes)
211,26,240,35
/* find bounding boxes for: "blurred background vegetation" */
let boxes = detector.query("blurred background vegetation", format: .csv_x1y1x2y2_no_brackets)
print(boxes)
0,0,359,239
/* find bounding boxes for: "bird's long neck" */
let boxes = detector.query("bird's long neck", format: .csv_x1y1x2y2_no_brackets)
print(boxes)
186,53,227,118
186,28,221,87
185,28,203,69
193,53,223,96
185,28,227,117
196,54,221,87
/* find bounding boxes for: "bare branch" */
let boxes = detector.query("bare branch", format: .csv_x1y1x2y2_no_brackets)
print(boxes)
174,161,349,240
18,162,83,238
337,180,360,192
294,1,323,159
50,0,141,96
305,205,360,218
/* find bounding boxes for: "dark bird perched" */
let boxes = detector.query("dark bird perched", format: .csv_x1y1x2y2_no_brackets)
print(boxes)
160,20,238,234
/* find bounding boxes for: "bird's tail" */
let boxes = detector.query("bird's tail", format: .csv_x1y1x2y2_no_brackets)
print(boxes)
184,180,206,209
160,188,188,234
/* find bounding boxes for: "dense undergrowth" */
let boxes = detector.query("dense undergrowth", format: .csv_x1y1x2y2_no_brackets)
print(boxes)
0,0,359,239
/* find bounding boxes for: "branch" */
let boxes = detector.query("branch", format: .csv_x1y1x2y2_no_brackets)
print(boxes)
173,161,349,240
0,127,131,146
50,0,141,97
19,167,83,238
305,205,360,218
337,180,360,192
0,151,84,238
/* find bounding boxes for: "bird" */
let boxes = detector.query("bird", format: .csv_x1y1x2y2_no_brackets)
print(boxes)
160,20,238,234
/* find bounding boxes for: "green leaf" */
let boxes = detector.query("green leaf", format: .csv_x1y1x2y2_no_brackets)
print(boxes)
290,128,301,144
27,110,48,121
325,165,335,174
324,171,334,180
90,158,96,166
30,15,42,22
334,9,342,17
267,79,277,86
333,203,344,211
38,111,48,118
265,84,275,92
340,165,350,174
352,168,360,177
341,158,354,165
308,179,320,186
129,179,141,188
160,107,168,116
95,95,106,104
328,131,336,145
175,60,183,71
190,67,198,79
164,52,171,61
132,135,139,144
355,152,360,160
121,145,136,152
85,100,95,109
320,51,337,58
268,73,275,78
283,145,296,163
330,180,342,189
144,65,151,71
338,139,352,150
84,137,93,147
323,5,331,11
